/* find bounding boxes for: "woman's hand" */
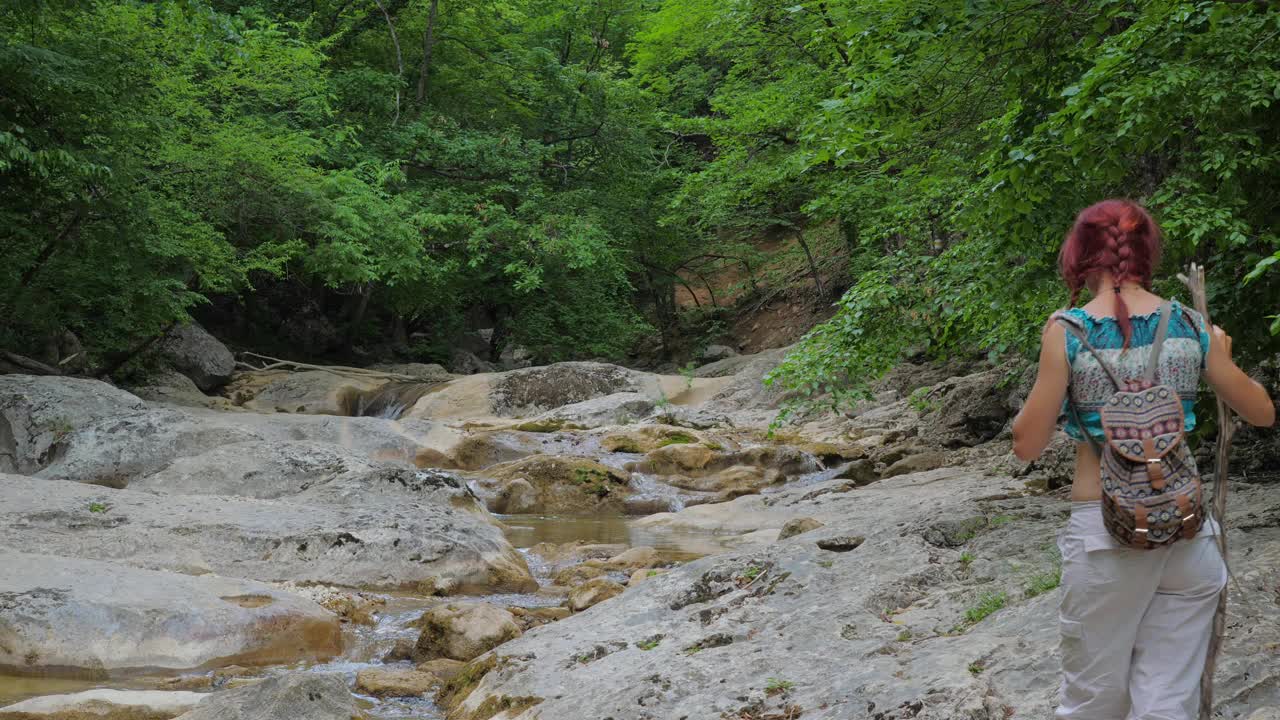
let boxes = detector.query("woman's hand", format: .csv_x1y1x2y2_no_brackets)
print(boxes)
1206,325,1232,368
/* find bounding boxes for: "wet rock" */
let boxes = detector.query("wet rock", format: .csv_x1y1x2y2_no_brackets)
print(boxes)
509,607,572,631
469,456,632,514
778,517,824,540
0,689,207,719
567,578,625,612
600,425,709,454
416,658,467,682
604,546,659,571
156,323,235,392
1,475,535,593
883,451,950,478
628,568,668,586
173,673,352,720
551,563,609,587
354,667,439,697
414,603,522,662
444,432,533,471
494,477,539,513
381,638,416,663
0,551,341,676
835,458,879,486
663,465,782,495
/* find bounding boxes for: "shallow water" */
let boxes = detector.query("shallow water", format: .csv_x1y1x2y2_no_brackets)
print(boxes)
0,491,735,719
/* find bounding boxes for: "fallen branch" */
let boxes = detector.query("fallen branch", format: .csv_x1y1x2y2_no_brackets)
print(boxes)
1180,263,1234,720
237,352,419,383
0,350,62,376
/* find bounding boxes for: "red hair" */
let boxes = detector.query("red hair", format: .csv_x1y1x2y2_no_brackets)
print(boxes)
1059,199,1162,347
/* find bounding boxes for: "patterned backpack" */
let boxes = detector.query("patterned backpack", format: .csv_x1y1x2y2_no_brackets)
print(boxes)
1055,301,1204,548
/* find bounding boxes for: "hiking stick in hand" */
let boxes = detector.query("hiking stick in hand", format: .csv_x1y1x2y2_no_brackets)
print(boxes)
1179,263,1234,720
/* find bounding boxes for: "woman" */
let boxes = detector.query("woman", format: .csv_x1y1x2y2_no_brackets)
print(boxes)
1011,198,1275,720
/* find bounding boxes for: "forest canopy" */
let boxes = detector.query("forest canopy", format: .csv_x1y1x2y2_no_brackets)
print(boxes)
3,0,1278,408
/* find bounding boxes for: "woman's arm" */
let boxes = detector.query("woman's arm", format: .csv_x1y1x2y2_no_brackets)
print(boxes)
1012,320,1071,461
1204,324,1276,427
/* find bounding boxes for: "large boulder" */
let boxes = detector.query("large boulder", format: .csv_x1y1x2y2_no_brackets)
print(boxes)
413,603,522,662
468,456,632,514
235,371,384,416
566,577,624,612
518,393,657,431
0,552,342,677
0,383,428,487
0,375,144,476
127,370,237,411
922,369,1011,448
0,689,207,719
173,674,353,720
0,475,534,594
490,362,648,416
156,324,235,392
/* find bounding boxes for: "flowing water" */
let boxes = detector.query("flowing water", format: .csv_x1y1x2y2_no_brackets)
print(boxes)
0,510,724,719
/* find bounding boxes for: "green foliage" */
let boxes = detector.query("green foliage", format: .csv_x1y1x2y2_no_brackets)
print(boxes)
1024,570,1062,599
631,0,1280,419
765,678,794,696
963,592,1008,626
88,502,107,514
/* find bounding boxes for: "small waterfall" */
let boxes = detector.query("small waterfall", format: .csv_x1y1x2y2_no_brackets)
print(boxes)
341,383,435,420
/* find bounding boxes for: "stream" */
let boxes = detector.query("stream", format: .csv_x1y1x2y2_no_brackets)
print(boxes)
0,512,726,719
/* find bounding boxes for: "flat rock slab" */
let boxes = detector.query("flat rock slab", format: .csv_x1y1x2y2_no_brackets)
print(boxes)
0,688,207,719
172,674,352,720
0,552,341,678
449,471,1280,719
0,475,534,593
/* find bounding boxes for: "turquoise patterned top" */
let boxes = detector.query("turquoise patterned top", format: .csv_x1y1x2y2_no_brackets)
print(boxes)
1059,301,1210,443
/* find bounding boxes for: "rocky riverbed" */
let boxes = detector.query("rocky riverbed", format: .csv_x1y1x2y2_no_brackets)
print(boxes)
1,342,1278,720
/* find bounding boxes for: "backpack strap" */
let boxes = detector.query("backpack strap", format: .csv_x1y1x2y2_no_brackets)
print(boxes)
1142,301,1174,384
1053,311,1122,390
1053,311,1108,454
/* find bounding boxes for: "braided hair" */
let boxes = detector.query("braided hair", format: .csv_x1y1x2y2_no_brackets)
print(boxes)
1059,199,1162,347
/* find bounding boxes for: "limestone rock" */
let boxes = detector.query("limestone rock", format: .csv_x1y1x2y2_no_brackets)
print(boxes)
413,603,522,662
172,674,353,720
449,350,494,375
0,375,144,475
604,546,659,571
157,324,235,392
0,551,341,676
127,370,235,411
883,451,950,478
238,371,383,415
416,658,467,682
835,458,878,486
567,578,625,612
924,369,1011,448
700,344,739,362
0,689,207,719
490,362,647,416
0,475,535,594
469,456,632,514
777,517,824,540
354,667,439,697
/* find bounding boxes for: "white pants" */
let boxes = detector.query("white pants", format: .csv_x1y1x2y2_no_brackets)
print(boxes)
1057,501,1227,720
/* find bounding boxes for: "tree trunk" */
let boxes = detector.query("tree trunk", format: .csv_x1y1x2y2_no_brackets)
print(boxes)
795,232,827,300
417,0,439,103
391,314,408,350
347,284,373,347
372,0,404,123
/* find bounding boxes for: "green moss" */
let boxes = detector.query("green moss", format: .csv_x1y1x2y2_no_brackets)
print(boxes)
656,432,697,447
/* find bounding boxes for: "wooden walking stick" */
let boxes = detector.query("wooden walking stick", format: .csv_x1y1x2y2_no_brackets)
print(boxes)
1180,263,1234,720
